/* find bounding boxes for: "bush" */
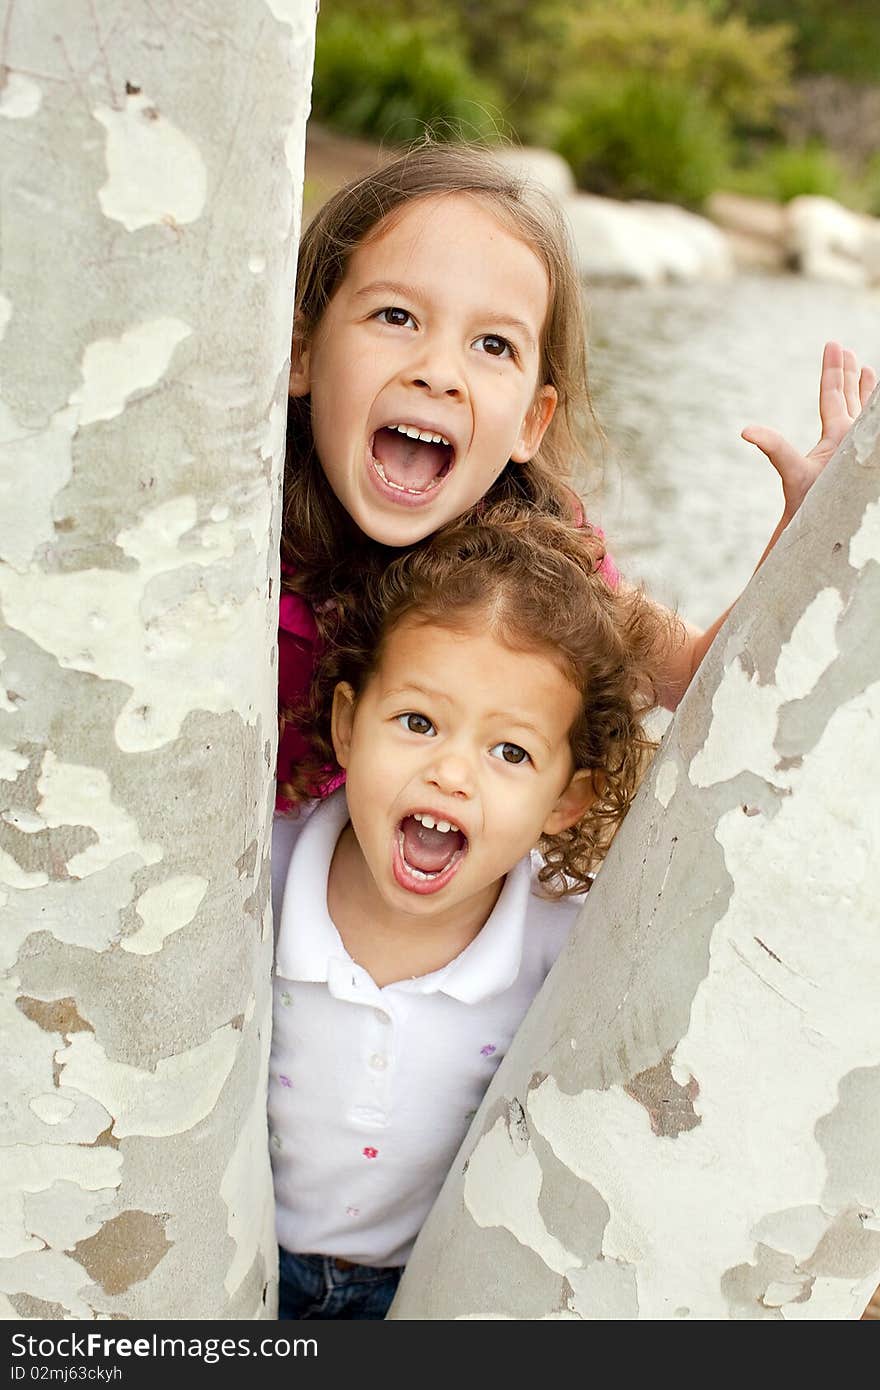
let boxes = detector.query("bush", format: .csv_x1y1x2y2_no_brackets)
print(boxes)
561,1,793,128
549,76,731,206
726,142,846,202
312,14,501,146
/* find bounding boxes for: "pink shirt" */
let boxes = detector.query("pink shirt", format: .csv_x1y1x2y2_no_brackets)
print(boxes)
275,528,619,813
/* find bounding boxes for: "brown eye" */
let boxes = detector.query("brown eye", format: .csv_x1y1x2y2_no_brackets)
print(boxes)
476,334,514,359
489,742,529,765
397,712,435,736
378,307,414,328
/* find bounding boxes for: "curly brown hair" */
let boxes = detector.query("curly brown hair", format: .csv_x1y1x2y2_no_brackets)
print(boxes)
284,505,680,895
282,139,601,612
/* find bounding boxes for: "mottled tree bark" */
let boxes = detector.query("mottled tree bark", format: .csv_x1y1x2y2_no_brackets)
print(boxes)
391,394,880,1320
0,1,314,1319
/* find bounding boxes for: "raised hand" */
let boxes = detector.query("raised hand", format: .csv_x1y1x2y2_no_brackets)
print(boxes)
741,341,877,522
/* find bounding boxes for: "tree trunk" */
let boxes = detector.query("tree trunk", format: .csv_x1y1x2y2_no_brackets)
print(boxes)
0,0,315,1320
391,392,880,1320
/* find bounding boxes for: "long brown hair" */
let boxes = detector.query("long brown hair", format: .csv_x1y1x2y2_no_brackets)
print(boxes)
282,140,599,610
285,506,679,894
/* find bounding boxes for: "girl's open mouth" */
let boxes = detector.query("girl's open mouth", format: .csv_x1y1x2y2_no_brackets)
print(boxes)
368,424,454,505
392,812,468,896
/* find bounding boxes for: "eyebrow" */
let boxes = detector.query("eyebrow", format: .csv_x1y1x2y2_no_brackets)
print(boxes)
385,682,450,704
352,280,537,349
486,714,553,754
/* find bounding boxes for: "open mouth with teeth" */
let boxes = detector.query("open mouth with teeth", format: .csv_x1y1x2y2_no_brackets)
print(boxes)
393,810,468,895
370,423,454,501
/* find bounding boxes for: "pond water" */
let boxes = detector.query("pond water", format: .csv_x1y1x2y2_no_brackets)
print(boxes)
582,273,880,629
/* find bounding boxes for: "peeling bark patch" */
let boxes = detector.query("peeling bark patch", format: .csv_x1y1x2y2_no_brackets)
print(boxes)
68,319,191,425
654,760,678,809
87,1125,120,1150
721,1244,814,1317
815,1064,880,1214
58,1024,240,1137
623,1050,701,1138
71,1211,171,1295
463,1116,581,1275
506,1099,529,1155
122,874,207,954
16,996,94,1037
849,498,880,570
94,93,207,232
0,74,42,119
236,840,258,879
803,1209,880,1281
9,1294,67,1319
566,1257,639,1320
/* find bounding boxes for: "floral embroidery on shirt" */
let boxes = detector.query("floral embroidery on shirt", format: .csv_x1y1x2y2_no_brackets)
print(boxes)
480,1044,497,1056
280,991,292,1006
346,1206,360,1217
278,1074,292,1088
362,1146,379,1159
271,1134,282,1150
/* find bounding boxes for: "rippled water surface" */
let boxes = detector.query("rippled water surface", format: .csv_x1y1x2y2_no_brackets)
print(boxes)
582,274,880,627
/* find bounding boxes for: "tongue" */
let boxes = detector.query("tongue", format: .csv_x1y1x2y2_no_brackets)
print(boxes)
401,816,464,873
373,428,448,490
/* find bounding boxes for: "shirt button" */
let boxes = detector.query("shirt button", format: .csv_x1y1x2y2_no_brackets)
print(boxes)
369,1053,388,1071
374,1009,389,1024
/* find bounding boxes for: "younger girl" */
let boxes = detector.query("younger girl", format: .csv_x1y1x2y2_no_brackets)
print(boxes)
269,511,675,1319
276,142,875,807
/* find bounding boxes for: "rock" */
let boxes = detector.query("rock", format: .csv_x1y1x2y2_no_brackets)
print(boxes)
786,195,880,286
491,145,577,203
563,193,734,285
705,192,788,272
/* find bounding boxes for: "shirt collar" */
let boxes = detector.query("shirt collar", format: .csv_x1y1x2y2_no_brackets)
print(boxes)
274,788,529,1003
275,789,351,983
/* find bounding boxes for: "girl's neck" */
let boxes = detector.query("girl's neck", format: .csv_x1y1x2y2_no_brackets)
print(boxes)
326,823,503,989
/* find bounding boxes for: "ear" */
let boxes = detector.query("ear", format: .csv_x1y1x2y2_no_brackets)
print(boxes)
542,768,597,836
510,384,557,463
288,318,311,398
330,682,357,768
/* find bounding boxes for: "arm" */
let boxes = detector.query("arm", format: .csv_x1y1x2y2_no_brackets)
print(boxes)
656,342,877,711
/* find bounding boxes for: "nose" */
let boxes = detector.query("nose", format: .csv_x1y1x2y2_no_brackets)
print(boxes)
425,750,474,800
408,334,466,400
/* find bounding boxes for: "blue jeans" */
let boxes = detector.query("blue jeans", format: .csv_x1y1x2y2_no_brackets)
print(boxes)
278,1247,403,1320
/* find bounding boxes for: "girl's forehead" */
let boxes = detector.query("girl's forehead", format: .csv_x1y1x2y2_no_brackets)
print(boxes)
345,192,550,313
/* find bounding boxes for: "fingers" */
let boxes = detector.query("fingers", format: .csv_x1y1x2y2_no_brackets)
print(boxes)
843,347,861,417
741,425,804,480
819,341,876,434
817,341,846,437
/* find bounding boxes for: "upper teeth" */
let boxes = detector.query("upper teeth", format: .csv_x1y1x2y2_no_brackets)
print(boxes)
413,812,457,834
392,424,450,447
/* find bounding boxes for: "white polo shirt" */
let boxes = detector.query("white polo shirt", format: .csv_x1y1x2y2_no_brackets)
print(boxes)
269,789,582,1268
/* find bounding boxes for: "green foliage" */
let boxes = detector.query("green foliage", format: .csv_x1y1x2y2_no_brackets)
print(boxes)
309,1,874,213
734,2,880,82
312,13,502,146
725,142,845,202
526,2,793,202
549,76,731,206
725,142,880,213
560,1,794,127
